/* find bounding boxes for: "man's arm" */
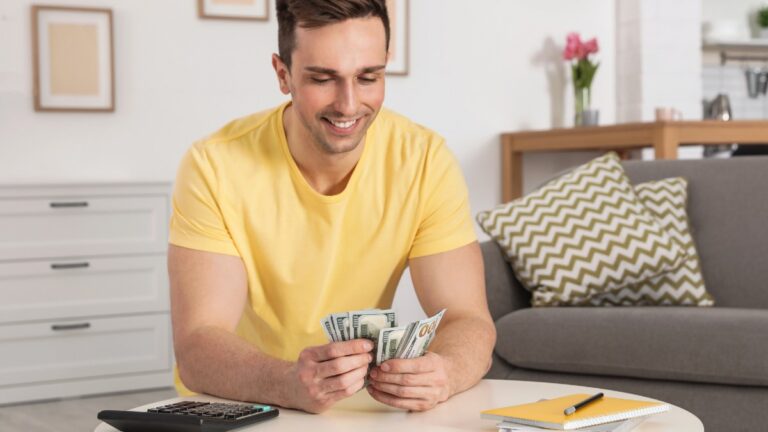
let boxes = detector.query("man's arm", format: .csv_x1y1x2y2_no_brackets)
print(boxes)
169,244,373,413
367,241,496,411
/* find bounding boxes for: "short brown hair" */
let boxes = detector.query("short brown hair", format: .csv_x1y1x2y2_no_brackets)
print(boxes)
277,0,390,71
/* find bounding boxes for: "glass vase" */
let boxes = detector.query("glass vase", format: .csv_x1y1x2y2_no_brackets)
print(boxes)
574,86,591,127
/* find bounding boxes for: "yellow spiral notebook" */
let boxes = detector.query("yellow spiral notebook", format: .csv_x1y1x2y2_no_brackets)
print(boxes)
481,394,669,430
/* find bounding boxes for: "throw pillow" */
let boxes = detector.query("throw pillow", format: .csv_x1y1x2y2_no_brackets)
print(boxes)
588,177,714,306
476,152,687,307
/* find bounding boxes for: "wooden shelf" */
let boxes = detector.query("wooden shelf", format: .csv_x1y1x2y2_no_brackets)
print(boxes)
500,120,768,202
702,39,768,64
703,39,768,51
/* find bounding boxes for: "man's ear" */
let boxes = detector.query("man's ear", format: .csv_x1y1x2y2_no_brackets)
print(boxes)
272,53,291,95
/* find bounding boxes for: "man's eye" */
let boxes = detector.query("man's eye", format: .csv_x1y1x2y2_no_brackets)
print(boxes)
359,76,378,84
311,77,331,84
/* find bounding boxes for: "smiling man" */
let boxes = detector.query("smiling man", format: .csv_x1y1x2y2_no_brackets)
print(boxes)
168,0,496,414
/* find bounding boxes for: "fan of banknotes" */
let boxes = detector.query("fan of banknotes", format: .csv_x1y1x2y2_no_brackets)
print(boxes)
320,309,445,366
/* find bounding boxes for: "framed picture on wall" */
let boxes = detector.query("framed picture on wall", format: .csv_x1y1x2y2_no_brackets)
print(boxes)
31,5,115,112
198,0,269,21
386,0,409,76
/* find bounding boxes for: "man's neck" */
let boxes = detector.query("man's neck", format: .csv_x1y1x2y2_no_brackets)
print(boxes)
283,105,365,196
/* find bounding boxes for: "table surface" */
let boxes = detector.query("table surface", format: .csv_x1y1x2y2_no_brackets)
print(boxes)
94,379,703,431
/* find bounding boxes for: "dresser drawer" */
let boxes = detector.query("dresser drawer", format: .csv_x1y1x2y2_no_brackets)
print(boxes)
0,255,169,324
0,314,171,387
0,195,168,260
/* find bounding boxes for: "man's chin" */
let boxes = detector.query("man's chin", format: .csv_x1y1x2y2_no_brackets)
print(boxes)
315,130,367,155
318,139,362,155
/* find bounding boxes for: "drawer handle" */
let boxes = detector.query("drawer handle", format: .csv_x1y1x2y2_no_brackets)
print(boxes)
50,201,89,208
51,322,91,331
51,262,90,270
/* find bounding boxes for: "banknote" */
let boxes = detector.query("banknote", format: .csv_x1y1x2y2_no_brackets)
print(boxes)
332,312,350,341
350,309,397,339
320,316,337,342
395,309,445,359
375,325,407,365
321,308,444,366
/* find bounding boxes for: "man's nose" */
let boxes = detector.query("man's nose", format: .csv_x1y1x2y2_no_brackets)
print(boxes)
333,80,359,117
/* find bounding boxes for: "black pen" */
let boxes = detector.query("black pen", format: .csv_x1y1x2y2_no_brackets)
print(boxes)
564,392,604,416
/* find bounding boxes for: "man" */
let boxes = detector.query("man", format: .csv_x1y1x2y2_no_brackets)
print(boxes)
168,0,495,414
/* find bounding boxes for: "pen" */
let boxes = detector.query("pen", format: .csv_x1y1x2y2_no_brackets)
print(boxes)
564,392,604,416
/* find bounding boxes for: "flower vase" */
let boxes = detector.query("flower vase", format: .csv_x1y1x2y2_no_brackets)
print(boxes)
574,86,590,127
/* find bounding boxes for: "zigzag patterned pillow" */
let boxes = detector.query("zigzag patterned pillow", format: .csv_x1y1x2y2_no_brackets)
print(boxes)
588,177,714,306
476,152,687,307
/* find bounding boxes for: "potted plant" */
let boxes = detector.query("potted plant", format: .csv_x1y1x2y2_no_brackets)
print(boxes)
758,6,768,38
563,32,600,126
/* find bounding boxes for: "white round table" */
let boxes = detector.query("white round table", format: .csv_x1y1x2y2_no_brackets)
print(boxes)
95,379,704,431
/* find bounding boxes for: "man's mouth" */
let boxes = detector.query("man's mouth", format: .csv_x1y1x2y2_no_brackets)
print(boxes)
322,116,362,132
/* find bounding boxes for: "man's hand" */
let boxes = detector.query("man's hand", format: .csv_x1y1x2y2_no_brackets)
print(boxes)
366,352,451,411
286,339,374,413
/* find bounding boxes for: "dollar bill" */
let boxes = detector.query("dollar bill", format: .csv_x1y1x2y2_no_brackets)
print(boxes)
321,308,444,367
375,325,407,365
349,309,397,340
320,316,337,342
331,312,350,341
395,309,445,359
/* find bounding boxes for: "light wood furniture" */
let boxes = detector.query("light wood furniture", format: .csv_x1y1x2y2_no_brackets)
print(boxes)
95,379,704,431
501,120,768,202
0,183,173,405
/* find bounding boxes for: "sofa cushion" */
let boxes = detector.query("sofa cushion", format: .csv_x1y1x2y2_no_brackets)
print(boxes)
588,177,714,306
622,157,768,309
495,307,768,386
476,152,686,306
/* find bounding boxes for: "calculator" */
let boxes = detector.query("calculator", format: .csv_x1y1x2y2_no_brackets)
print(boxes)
98,400,279,432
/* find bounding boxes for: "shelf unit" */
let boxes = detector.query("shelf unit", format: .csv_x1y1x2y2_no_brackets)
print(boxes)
0,182,174,405
702,39,768,65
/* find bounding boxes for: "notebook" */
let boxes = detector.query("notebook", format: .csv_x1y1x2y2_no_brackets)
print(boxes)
497,416,647,432
481,394,669,430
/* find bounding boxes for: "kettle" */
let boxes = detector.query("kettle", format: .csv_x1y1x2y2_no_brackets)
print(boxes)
708,93,732,121
704,93,734,157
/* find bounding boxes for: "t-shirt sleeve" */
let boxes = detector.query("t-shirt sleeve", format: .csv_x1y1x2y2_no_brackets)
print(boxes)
168,143,240,256
409,141,477,258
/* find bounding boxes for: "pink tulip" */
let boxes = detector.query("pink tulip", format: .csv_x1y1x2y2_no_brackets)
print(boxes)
563,32,599,61
583,38,599,55
566,32,581,46
563,32,581,60
575,43,588,59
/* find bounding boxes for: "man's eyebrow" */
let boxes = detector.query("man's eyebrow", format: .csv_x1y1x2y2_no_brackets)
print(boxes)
304,65,386,75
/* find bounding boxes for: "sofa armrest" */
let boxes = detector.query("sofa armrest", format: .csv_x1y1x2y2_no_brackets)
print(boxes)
480,240,531,321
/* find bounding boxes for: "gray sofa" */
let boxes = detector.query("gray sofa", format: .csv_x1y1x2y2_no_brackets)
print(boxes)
482,156,768,431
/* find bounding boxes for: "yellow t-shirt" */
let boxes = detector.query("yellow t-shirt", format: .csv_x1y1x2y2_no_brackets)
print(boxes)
169,102,476,394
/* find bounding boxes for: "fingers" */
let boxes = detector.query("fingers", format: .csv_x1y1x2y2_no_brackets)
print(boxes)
316,352,372,379
369,367,433,386
368,381,436,400
365,352,449,412
309,339,374,362
367,385,435,412
320,364,369,394
378,352,436,374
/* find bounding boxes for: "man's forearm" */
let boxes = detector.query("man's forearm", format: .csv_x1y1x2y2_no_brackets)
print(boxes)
429,315,496,396
176,326,293,406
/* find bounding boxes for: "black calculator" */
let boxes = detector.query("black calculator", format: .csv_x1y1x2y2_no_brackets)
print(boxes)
98,400,279,432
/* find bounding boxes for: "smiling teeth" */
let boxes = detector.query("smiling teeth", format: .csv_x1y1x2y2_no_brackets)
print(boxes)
330,119,356,129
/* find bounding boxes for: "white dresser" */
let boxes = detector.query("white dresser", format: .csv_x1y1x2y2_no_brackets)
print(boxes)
0,183,173,405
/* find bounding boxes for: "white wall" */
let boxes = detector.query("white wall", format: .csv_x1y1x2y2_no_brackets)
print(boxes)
616,0,702,124
702,0,763,38
0,0,616,322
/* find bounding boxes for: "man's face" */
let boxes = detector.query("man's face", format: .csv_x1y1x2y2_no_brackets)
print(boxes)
275,17,387,155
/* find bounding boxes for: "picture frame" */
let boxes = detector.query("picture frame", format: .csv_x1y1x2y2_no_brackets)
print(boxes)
198,0,269,21
31,5,115,112
386,0,409,76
